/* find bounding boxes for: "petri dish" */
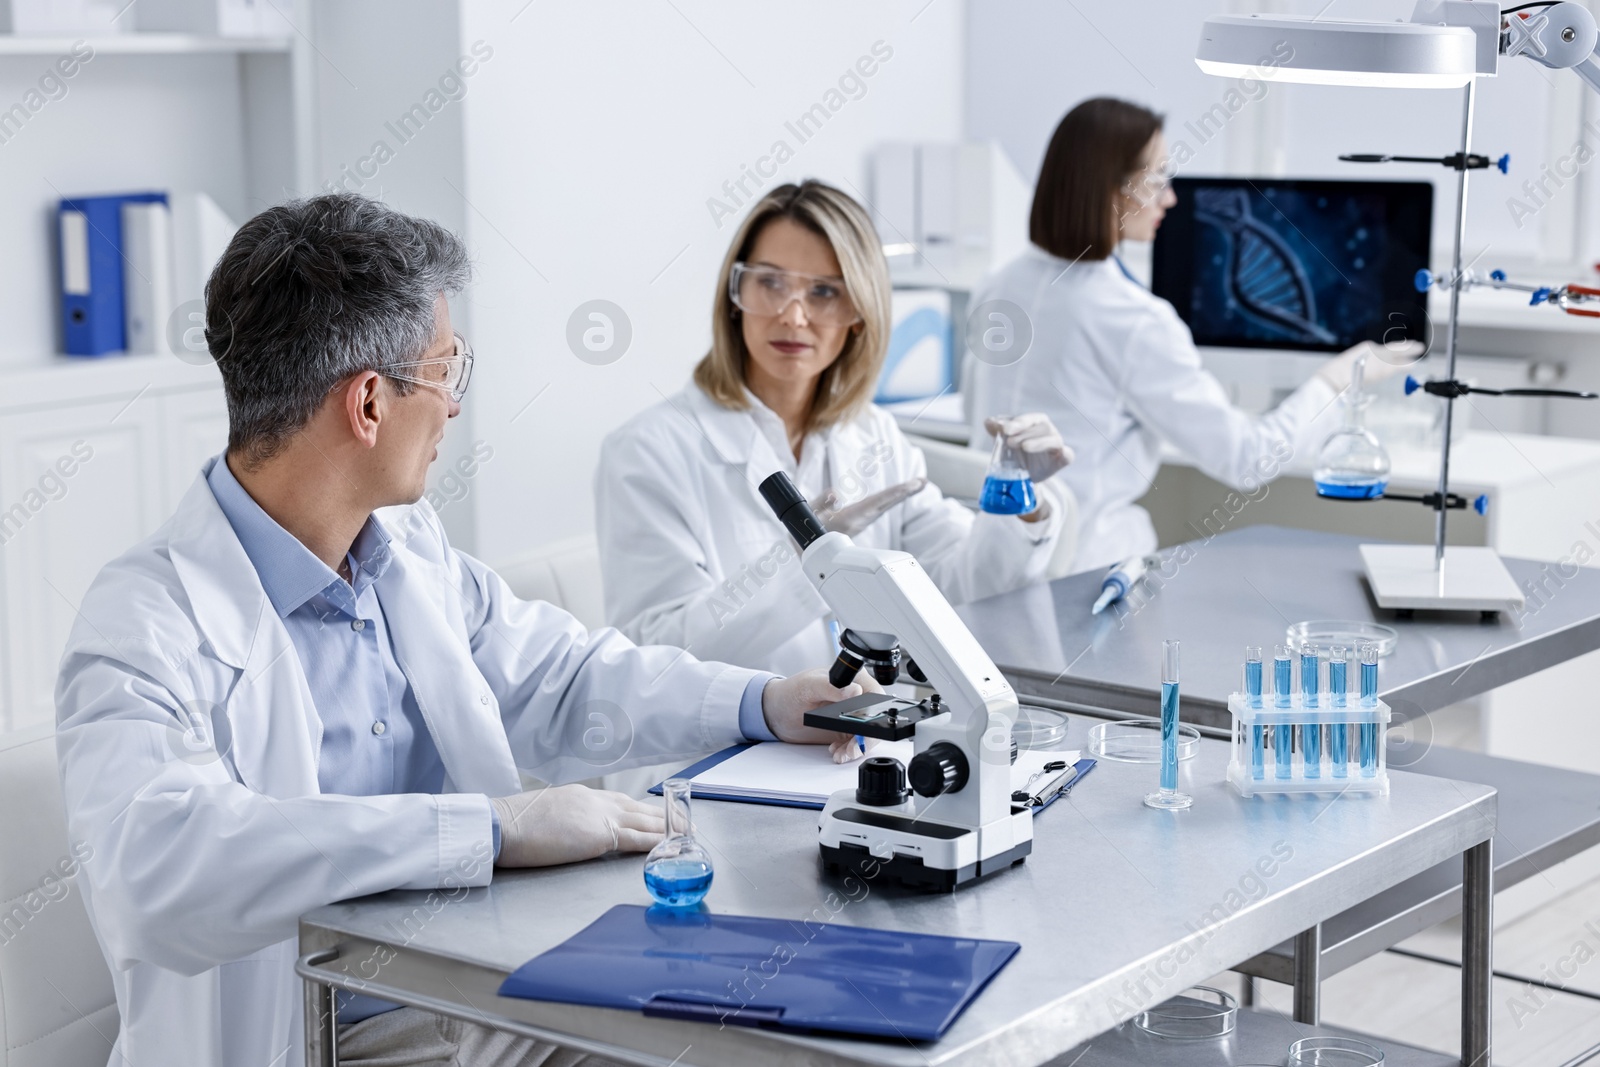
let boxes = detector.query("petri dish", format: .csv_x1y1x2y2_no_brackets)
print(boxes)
1287,1036,1386,1066
1286,620,1398,658
1087,720,1200,763
1132,986,1237,1040
1013,705,1069,749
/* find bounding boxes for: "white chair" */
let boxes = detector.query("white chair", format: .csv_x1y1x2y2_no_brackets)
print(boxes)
491,535,607,630
909,433,1081,579
0,726,117,1066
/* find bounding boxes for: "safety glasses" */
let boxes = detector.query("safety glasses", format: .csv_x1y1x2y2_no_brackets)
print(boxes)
384,333,474,403
728,262,861,327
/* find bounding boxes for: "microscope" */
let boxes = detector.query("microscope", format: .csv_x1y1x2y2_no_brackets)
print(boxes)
759,472,1033,891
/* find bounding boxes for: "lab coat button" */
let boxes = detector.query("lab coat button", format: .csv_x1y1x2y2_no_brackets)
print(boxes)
372,721,386,736
480,694,490,705
352,619,366,632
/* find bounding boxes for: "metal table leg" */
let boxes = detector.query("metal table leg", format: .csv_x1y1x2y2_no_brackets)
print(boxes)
302,948,339,1067
1293,924,1321,1025
1462,840,1493,1067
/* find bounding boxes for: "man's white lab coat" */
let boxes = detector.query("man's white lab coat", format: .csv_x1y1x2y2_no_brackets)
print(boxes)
55,457,758,1067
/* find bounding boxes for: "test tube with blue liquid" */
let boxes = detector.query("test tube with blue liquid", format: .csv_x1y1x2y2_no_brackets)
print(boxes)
1245,646,1264,780
1328,645,1349,778
1273,644,1293,779
1144,639,1192,810
1300,644,1321,778
978,426,1037,515
1360,644,1380,777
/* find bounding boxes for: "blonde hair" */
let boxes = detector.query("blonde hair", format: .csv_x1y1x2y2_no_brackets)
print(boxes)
693,180,890,433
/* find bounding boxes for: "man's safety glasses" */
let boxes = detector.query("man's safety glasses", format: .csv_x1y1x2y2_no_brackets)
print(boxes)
384,333,474,403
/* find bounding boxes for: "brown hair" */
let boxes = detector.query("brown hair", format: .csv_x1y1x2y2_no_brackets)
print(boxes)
1029,97,1165,262
693,180,889,434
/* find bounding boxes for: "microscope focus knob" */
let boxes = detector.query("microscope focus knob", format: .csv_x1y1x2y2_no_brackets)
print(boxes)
856,757,910,807
908,742,970,798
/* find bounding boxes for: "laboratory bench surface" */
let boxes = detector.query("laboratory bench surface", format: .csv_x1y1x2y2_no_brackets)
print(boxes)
300,712,1495,1067
957,524,1600,729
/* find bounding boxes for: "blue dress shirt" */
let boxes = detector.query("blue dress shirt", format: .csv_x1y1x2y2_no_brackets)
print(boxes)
206,458,774,1021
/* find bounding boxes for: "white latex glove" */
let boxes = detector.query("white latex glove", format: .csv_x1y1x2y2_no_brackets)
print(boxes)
982,413,1074,483
489,785,665,868
761,667,885,763
1316,340,1425,392
809,478,927,538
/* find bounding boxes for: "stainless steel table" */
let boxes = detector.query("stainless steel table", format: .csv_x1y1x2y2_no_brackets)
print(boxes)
300,714,1496,1067
955,525,1600,730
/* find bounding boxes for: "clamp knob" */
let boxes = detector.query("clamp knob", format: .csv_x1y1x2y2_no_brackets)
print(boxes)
1405,375,1422,396
1532,287,1553,306
1413,268,1434,293
1491,269,1507,283
1497,153,1511,175
908,741,969,797
1474,494,1490,516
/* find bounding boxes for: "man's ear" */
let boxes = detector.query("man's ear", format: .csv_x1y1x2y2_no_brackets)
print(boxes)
341,371,385,449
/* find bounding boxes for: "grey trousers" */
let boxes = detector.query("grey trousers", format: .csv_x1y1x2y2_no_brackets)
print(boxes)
337,1006,631,1067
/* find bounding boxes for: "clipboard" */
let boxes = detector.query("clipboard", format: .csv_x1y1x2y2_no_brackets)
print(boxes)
498,903,1020,1040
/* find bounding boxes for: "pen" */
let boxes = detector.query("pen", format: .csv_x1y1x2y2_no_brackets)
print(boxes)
857,735,865,753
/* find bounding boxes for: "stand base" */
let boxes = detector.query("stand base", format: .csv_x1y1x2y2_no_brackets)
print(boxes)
1143,790,1193,810
1360,544,1524,613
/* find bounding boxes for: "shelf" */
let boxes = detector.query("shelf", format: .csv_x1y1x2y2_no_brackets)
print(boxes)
0,33,291,56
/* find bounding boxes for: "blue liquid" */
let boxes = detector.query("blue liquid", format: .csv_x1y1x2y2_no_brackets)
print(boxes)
644,858,713,908
1251,724,1265,780
1274,656,1292,709
1315,479,1388,500
1302,723,1321,779
1160,681,1179,792
1301,652,1319,709
1245,660,1263,709
1331,723,1349,779
1361,660,1379,707
1330,660,1348,709
1360,724,1379,778
1274,723,1293,780
979,474,1037,516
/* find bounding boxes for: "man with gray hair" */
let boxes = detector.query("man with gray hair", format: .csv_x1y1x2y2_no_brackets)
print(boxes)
55,193,868,1067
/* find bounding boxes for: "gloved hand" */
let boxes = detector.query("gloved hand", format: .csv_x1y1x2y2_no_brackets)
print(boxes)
982,413,1074,483
1316,340,1425,392
761,667,885,763
489,785,664,868
809,478,927,537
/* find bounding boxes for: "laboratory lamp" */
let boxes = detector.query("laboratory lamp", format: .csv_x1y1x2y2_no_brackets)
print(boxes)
1196,0,1600,616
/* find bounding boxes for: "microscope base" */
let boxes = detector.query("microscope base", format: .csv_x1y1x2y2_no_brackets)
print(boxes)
821,838,1031,892
817,797,1034,892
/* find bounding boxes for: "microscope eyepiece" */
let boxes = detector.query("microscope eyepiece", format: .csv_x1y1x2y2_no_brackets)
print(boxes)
759,471,827,550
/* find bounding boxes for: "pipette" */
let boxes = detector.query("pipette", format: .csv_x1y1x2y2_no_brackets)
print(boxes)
1091,554,1152,615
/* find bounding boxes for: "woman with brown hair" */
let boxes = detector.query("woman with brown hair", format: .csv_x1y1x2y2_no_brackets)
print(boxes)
964,97,1414,575
595,179,1073,680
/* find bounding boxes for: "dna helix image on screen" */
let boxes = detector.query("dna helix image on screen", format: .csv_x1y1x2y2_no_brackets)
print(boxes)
1193,187,1338,346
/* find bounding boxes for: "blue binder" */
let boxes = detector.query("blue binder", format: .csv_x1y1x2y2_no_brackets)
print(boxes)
499,904,1019,1040
58,192,167,356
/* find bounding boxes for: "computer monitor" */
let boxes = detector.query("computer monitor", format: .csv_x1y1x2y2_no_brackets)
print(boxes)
1151,177,1433,353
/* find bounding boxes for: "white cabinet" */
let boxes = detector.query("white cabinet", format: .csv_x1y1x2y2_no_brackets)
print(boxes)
0,356,224,733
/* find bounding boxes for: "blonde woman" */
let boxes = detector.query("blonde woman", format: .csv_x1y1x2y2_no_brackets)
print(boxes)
595,180,1073,681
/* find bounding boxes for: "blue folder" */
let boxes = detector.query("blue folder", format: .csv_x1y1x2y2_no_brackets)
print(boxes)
498,904,1019,1040
58,192,167,356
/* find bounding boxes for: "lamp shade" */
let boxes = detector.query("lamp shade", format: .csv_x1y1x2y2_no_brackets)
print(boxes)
1197,14,1479,88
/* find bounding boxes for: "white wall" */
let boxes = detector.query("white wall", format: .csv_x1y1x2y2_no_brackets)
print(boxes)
964,0,1597,269
456,0,966,563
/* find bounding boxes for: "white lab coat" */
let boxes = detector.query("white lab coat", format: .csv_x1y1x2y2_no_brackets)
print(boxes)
595,383,1067,678
54,456,758,1067
964,247,1339,574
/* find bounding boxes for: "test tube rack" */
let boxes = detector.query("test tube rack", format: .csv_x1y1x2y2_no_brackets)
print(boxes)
1226,693,1391,798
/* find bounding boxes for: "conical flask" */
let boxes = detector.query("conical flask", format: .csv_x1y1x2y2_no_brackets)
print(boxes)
1314,355,1390,500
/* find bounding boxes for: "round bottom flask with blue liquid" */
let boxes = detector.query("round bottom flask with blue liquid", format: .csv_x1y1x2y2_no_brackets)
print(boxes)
979,427,1037,516
644,779,713,908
